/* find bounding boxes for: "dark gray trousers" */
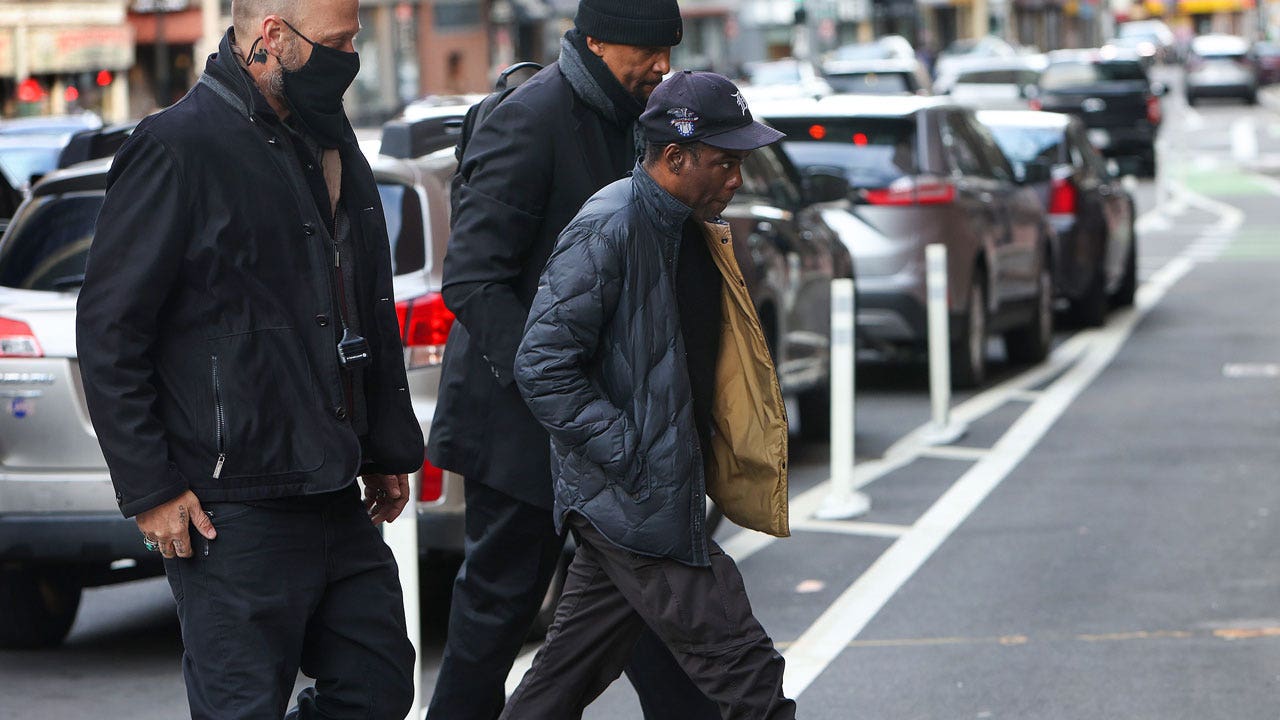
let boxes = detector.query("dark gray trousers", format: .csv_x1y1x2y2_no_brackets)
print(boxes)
162,486,415,720
500,514,797,720
426,479,719,720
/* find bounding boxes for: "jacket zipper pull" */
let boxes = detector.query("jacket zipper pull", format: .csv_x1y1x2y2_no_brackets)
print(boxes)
213,453,226,479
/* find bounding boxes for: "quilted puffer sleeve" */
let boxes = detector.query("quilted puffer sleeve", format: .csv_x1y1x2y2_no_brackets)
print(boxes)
515,226,635,476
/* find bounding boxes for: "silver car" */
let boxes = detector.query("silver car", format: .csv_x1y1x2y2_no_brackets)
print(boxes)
1185,34,1258,105
0,128,466,648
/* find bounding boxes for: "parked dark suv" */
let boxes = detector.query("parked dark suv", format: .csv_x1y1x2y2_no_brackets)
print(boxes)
1034,49,1164,176
758,95,1054,387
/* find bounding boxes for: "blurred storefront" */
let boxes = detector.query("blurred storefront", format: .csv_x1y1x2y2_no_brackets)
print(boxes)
128,0,201,117
0,1,134,121
1133,0,1256,35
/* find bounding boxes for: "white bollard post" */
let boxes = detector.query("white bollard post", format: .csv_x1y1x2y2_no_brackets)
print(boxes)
382,471,422,719
815,278,871,520
922,244,968,446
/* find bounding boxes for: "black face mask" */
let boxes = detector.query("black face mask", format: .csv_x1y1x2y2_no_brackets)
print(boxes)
276,19,359,148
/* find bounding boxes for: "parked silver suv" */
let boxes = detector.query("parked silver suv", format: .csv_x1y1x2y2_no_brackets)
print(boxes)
0,128,466,648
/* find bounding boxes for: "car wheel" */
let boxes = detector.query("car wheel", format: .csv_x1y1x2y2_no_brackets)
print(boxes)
1005,265,1054,365
1112,233,1138,308
1071,254,1109,327
951,279,988,389
1140,151,1158,178
1186,92,1197,107
1246,91,1259,105
0,566,82,649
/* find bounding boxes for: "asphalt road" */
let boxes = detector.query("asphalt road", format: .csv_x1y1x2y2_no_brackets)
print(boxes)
6,69,1280,719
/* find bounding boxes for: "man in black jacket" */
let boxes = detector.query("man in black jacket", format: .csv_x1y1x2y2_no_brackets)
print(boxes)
505,70,796,720
425,1,720,718
76,1,423,717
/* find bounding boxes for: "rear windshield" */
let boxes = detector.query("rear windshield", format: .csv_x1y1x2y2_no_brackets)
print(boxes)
0,192,102,291
0,182,423,292
985,125,1064,167
956,69,1035,84
826,72,913,94
770,118,916,189
1040,61,1147,90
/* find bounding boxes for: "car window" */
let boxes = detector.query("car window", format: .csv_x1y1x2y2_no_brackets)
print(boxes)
957,69,1021,84
986,124,1064,168
749,145,804,208
769,117,916,190
965,115,1016,182
826,72,913,94
941,113,988,178
377,181,426,276
1040,61,1147,90
1069,125,1109,180
0,192,102,291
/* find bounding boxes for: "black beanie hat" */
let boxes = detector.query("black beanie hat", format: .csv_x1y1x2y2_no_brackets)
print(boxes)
575,0,683,47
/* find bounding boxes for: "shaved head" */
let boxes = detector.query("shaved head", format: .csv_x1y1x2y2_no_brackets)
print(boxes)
232,0,299,41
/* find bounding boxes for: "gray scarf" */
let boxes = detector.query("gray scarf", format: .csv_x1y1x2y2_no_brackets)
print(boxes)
559,31,647,156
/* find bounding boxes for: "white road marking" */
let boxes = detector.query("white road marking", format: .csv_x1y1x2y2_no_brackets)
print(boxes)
780,179,1243,698
917,445,992,461
789,519,912,539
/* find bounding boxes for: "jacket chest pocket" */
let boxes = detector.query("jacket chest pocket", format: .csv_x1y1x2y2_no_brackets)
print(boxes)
206,327,326,480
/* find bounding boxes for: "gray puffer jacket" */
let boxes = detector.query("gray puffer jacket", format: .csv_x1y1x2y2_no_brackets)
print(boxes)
516,165,792,567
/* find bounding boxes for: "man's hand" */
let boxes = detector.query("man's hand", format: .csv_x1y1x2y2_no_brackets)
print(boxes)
362,473,410,525
136,490,216,559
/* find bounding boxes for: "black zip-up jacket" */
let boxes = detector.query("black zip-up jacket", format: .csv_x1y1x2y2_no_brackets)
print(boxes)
76,31,423,518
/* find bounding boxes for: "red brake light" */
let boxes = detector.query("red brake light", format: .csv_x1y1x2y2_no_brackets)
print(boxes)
0,317,42,358
1146,95,1161,125
864,176,956,206
420,454,444,502
808,124,827,140
1028,98,1043,111
395,292,455,369
853,132,869,146
1048,176,1078,216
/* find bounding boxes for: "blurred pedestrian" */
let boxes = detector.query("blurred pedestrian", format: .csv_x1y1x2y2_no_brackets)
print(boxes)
425,1,723,719
505,70,797,720
75,1,423,717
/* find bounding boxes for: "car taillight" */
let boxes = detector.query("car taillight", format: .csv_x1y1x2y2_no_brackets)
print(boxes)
1028,98,1043,111
1048,176,1078,216
395,292,454,369
863,175,956,206
1146,95,1161,125
420,454,444,502
0,317,42,358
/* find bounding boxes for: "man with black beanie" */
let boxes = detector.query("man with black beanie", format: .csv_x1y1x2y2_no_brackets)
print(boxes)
424,1,721,718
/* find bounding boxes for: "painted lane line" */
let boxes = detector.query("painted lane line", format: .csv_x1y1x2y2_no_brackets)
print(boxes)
779,184,1241,698
789,519,911,539
916,445,991,462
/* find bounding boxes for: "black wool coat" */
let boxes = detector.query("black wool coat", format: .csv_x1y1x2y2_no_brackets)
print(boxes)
76,33,423,518
427,63,634,509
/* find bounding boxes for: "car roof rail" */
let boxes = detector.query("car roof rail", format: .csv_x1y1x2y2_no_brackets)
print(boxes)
380,115,465,159
57,121,138,169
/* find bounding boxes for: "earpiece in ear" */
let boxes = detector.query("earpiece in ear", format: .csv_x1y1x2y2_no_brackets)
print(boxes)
247,36,268,65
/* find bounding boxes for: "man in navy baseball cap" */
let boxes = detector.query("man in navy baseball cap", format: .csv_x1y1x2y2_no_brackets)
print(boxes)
640,70,785,150
500,67,798,718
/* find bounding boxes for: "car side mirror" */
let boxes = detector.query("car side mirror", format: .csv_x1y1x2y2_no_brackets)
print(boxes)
1018,160,1052,185
802,170,850,205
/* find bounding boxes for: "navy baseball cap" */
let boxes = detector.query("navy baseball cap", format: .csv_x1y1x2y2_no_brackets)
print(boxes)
640,70,785,151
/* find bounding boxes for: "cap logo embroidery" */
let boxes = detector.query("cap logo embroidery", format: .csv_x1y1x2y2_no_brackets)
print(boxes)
668,107,699,137
731,92,749,116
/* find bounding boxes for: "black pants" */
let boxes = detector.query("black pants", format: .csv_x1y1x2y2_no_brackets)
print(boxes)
426,479,719,720
500,515,797,720
162,486,415,720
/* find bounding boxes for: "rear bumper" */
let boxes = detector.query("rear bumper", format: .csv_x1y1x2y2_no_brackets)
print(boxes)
0,512,152,563
1186,82,1256,97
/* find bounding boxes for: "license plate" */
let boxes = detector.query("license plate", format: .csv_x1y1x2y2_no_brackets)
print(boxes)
1087,129,1110,149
